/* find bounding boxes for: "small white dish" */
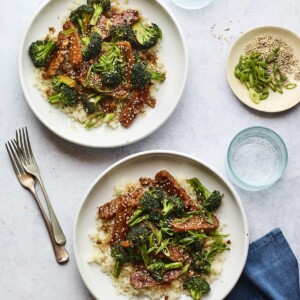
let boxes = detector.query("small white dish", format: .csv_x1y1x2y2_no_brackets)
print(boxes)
227,26,300,113
73,150,249,300
19,0,187,148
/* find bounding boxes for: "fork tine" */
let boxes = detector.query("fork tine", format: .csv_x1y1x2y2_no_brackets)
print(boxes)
25,127,35,163
17,128,28,165
5,143,19,176
7,141,24,175
11,140,26,171
22,127,31,163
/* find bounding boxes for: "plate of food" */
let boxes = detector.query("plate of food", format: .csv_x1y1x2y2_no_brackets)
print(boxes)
19,0,187,147
227,26,300,112
73,151,249,300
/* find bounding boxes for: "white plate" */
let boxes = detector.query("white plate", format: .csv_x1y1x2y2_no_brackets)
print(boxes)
19,0,187,148
73,150,249,300
227,26,300,113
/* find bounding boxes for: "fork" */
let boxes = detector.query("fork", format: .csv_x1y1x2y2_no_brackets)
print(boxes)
15,128,66,246
6,141,69,264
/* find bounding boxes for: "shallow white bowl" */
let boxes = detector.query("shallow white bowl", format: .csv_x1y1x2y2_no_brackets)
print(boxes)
227,26,300,113
73,150,249,300
19,0,187,148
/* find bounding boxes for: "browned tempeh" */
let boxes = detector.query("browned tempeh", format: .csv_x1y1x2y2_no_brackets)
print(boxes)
44,32,69,78
63,21,82,69
167,244,190,262
130,268,181,289
171,215,219,233
110,199,133,245
155,170,198,210
116,41,134,82
119,88,150,128
110,9,140,26
98,188,144,220
139,177,158,187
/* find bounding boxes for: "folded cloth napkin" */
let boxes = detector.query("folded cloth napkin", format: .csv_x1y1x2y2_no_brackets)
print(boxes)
226,228,300,300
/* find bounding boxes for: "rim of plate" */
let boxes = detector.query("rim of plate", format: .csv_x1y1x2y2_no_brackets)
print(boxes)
226,25,300,113
18,0,188,148
73,150,249,299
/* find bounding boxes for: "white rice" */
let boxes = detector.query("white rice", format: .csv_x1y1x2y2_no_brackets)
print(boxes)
33,0,166,129
88,179,230,300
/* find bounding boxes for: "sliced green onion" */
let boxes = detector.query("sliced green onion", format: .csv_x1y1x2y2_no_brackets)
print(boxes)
103,113,115,123
249,88,260,104
62,28,78,35
285,83,297,89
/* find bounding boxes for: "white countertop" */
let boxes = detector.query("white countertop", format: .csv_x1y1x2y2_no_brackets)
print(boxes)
1,0,299,299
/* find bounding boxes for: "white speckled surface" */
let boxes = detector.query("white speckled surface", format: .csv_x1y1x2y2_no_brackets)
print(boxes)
0,0,299,299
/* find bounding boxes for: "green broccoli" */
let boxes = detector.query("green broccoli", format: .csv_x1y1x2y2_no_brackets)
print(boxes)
82,31,103,61
147,259,183,282
69,5,94,33
188,178,222,212
110,24,136,43
127,225,150,266
92,44,125,88
111,243,129,278
183,276,211,300
80,93,104,114
88,0,111,25
148,186,165,202
162,196,185,217
52,75,76,91
192,242,229,274
149,210,163,224
127,191,163,226
177,231,206,253
28,40,55,68
101,65,124,88
132,22,162,49
131,61,165,90
48,85,77,107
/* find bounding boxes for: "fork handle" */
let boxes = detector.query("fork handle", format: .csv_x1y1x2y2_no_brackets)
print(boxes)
36,176,66,245
29,186,69,264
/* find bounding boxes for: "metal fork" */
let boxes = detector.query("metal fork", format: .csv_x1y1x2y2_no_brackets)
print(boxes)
15,128,66,246
5,141,69,264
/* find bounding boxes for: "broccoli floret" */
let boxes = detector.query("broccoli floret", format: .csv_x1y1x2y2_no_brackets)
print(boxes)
69,5,94,33
149,210,163,223
131,61,165,90
127,226,150,265
132,22,162,49
192,242,229,274
127,191,163,226
141,191,163,211
162,196,185,217
148,186,165,202
101,64,124,88
52,75,76,91
48,85,77,107
28,40,55,68
80,93,104,114
111,243,129,278
92,44,125,88
82,31,103,61
183,276,211,300
177,231,206,253
88,0,111,25
187,178,222,212
147,259,183,282
110,24,136,43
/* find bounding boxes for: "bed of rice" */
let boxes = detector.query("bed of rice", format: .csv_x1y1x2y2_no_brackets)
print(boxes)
88,179,229,300
33,0,166,130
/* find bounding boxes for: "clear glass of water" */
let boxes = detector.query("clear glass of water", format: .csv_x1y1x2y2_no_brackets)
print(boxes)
227,127,288,191
172,0,215,10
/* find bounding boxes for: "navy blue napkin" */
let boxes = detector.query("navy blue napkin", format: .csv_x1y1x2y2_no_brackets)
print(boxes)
226,228,300,300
